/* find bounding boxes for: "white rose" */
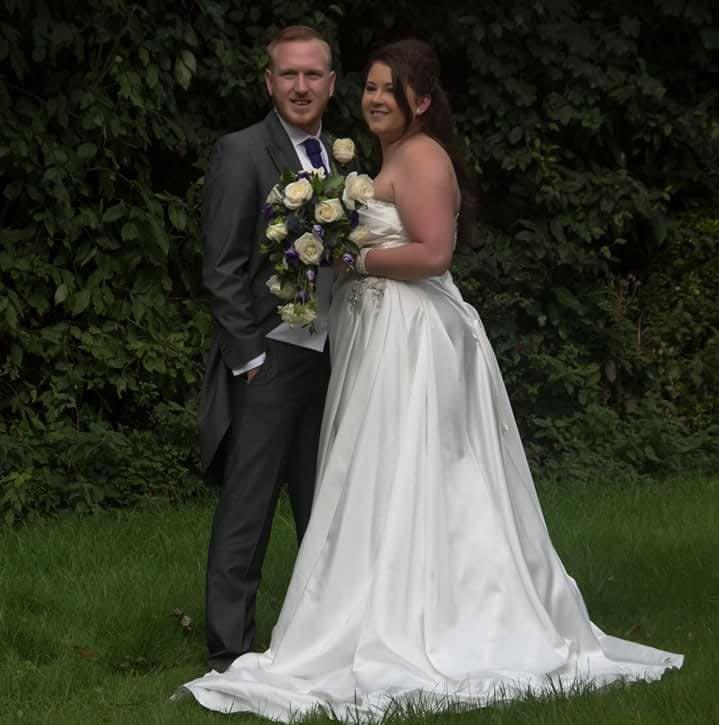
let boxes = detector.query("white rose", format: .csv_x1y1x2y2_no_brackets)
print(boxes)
314,198,345,224
283,178,313,209
267,274,282,296
279,302,317,327
293,232,324,264
266,274,297,301
266,219,288,242
332,138,355,164
348,224,370,246
265,184,283,205
342,171,374,209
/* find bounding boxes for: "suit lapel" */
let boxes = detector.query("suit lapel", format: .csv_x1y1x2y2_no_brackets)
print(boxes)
264,110,302,175
321,130,337,175
264,110,337,175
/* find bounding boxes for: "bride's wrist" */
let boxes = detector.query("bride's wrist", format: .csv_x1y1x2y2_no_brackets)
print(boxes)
356,248,371,275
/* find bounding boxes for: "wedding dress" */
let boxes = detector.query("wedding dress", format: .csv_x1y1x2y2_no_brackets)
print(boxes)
176,199,683,721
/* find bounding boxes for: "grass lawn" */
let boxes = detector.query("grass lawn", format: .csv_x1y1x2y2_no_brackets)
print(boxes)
1,473,716,724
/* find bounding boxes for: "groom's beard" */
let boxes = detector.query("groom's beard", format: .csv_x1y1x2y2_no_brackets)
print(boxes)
272,95,328,135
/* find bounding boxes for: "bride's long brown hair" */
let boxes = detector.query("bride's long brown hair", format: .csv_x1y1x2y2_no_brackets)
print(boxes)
364,38,476,241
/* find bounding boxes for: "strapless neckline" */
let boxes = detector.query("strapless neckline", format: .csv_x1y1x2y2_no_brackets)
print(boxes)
361,198,458,252
367,197,460,217
357,198,409,250
367,198,397,208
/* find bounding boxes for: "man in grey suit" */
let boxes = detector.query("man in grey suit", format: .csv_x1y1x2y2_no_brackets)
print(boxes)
198,26,336,672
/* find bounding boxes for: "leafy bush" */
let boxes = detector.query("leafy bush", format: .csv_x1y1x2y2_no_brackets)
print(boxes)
454,200,719,481
1,0,718,522
0,404,203,526
639,201,719,430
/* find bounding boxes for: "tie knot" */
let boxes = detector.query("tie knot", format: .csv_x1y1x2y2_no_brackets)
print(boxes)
302,137,322,155
301,137,327,172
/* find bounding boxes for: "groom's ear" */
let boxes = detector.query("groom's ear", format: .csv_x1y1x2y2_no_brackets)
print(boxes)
265,68,274,98
328,69,336,98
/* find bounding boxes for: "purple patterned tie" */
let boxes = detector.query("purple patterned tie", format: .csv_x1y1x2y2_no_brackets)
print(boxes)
301,137,328,174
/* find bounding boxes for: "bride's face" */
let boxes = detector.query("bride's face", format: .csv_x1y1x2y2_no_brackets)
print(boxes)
362,62,420,142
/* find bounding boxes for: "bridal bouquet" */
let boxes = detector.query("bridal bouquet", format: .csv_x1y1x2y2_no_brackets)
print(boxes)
261,142,374,328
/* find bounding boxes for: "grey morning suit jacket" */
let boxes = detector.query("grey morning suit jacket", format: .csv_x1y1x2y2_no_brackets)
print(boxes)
198,110,334,476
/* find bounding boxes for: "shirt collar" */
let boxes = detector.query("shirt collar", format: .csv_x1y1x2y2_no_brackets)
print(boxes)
274,108,323,147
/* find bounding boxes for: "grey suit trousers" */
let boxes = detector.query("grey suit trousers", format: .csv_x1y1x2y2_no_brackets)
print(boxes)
205,337,330,672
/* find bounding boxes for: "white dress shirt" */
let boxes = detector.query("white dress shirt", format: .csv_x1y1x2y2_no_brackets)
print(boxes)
232,113,332,377
276,111,331,172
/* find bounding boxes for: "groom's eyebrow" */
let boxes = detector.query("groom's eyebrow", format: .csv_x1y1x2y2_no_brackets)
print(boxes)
276,64,326,75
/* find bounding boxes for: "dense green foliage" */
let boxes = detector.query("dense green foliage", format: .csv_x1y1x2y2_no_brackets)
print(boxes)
1,0,718,522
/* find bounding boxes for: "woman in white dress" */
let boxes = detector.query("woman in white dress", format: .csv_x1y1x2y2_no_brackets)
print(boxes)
177,38,683,722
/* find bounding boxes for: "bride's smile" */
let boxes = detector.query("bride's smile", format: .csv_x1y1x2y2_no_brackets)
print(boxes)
362,63,405,141
362,60,431,150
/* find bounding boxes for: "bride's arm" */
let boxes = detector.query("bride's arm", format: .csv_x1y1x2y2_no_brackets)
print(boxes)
361,138,459,281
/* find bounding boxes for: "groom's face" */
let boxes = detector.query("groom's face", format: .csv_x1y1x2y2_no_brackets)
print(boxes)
266,40,335,135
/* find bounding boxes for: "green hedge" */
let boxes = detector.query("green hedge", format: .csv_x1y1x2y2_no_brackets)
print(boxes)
1,0,718,523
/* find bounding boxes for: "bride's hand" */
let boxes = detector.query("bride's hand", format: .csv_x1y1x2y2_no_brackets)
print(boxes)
332,256,353,273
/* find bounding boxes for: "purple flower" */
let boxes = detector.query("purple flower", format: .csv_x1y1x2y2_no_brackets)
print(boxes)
297,170,312,180
349,210,360,229
297,289,308,303
312,223,325,239
342,252,355,267
285,248,300,265
262,203,275,221
306,267,316,282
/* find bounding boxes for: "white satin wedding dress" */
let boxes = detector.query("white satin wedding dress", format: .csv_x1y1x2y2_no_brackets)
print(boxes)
177,199,683,721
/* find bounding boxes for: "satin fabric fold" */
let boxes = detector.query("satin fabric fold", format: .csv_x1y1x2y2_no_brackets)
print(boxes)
176,199,682,721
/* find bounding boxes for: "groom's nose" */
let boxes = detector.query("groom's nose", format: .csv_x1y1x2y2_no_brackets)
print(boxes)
295,74,309,93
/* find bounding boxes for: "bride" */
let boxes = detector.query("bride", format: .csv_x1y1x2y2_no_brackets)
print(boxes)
176,38,683,721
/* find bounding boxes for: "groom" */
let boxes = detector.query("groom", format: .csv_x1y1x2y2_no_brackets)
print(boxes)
198,26,335,673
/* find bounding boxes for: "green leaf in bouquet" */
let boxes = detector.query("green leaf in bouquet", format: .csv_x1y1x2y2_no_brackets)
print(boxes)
333,217,351,234
323,227,338,248
323,174,345,195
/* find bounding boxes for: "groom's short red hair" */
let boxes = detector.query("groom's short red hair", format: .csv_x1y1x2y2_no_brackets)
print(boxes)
266,26,332,70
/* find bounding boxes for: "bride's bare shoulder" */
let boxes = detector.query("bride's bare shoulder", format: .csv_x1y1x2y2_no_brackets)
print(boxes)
398,133,449,157
395,134,453,176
